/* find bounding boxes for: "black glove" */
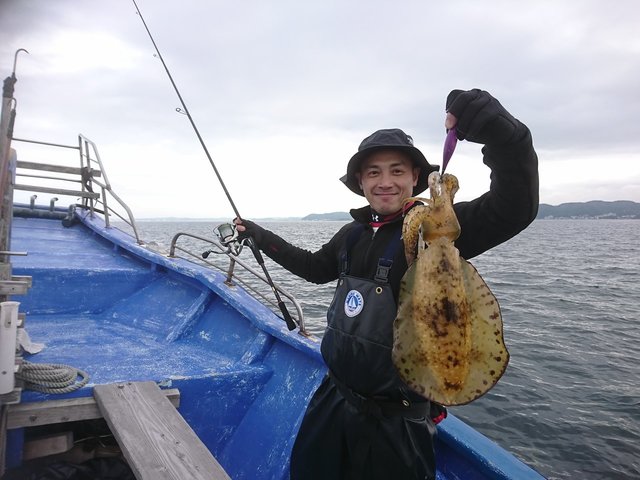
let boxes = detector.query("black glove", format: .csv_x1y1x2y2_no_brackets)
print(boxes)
446,89,527,146
235,218,266,246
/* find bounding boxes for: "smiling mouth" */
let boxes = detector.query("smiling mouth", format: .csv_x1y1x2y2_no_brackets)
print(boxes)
376,192,398,198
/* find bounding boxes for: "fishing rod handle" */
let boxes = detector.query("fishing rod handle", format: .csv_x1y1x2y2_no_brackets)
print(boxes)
247,238,297,331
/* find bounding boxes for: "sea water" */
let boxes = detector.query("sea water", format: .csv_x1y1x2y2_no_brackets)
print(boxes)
136,219,640,480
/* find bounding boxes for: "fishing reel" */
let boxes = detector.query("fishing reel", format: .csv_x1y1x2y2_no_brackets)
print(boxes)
202,223,244,258
215,223,237,246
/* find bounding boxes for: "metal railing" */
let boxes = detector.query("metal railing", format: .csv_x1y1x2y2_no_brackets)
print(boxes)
2,52,308,337
12,134,308,336
11,134,143,244
77,134,142,242
169,231,308,336
10,135,309,335
10,134,309,335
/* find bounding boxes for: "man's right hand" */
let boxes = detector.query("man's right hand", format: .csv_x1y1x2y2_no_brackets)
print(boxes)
233,218,265,244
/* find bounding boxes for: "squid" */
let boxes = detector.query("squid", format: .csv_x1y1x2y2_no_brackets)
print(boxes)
392,172,509,406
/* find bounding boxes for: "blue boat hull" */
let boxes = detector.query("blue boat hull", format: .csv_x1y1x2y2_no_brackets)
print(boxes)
7,209,543,479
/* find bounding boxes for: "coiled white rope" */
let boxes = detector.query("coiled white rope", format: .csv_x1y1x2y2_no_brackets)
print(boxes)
17,361,90,394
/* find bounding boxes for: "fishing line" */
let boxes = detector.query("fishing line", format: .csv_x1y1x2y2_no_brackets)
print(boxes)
131,0,297,331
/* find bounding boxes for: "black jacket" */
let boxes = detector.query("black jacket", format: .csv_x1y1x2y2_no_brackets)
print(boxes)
255,129,538,300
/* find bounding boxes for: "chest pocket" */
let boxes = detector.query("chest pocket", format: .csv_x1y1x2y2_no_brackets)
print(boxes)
321,226,404,395
329,225,401,342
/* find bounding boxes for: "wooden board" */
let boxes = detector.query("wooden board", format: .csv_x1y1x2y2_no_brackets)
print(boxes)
93,381,229,480
23,431,73,460
7,389,179,429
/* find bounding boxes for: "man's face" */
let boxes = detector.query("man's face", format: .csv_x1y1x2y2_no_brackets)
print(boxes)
356,150,419,215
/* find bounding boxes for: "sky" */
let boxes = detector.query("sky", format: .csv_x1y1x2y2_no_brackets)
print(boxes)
1,0,639,219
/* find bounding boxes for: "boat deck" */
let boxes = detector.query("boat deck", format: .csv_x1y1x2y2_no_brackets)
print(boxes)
11,217,272,383
7,215,544,480
9,216,326,479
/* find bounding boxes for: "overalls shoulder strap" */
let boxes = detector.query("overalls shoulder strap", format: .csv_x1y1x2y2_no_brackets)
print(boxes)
374,229,402,283
340,224,403,284
340,224,366,274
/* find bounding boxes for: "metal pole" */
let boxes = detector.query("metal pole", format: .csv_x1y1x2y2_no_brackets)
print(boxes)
131,1,296,330
0,50,28,276
131,0,241,219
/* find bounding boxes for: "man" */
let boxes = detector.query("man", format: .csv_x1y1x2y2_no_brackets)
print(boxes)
235,89,539,479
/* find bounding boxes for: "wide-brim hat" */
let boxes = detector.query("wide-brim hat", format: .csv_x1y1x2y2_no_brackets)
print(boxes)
340,128,439,196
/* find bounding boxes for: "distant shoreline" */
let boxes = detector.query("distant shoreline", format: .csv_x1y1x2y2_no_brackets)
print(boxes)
137,200,640,222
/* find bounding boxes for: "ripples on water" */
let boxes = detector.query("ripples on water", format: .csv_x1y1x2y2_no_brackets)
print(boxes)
136,219,640,480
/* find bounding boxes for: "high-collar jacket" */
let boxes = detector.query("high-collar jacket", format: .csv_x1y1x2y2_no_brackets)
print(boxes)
255,129,539,302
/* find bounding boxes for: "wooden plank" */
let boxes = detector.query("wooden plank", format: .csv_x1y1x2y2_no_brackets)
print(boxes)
11,276,32,287
94,381,230,480
0,280,30,296
16,161,102,177
7,389,180,429
13,184,100,199
23,432,73,460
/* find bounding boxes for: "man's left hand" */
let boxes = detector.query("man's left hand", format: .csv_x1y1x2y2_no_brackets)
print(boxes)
445,89,527,146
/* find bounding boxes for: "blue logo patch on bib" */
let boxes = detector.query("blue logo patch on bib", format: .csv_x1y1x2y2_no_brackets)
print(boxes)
344,289,364,317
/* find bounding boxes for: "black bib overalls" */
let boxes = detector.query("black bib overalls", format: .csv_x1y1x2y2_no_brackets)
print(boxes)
290,228,438,480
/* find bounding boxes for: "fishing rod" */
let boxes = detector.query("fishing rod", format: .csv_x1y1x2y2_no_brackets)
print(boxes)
132,0,297,331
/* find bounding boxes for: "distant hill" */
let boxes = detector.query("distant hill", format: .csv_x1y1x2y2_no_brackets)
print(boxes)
537,201,640,219
302,212,352,221
301,201,640,221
